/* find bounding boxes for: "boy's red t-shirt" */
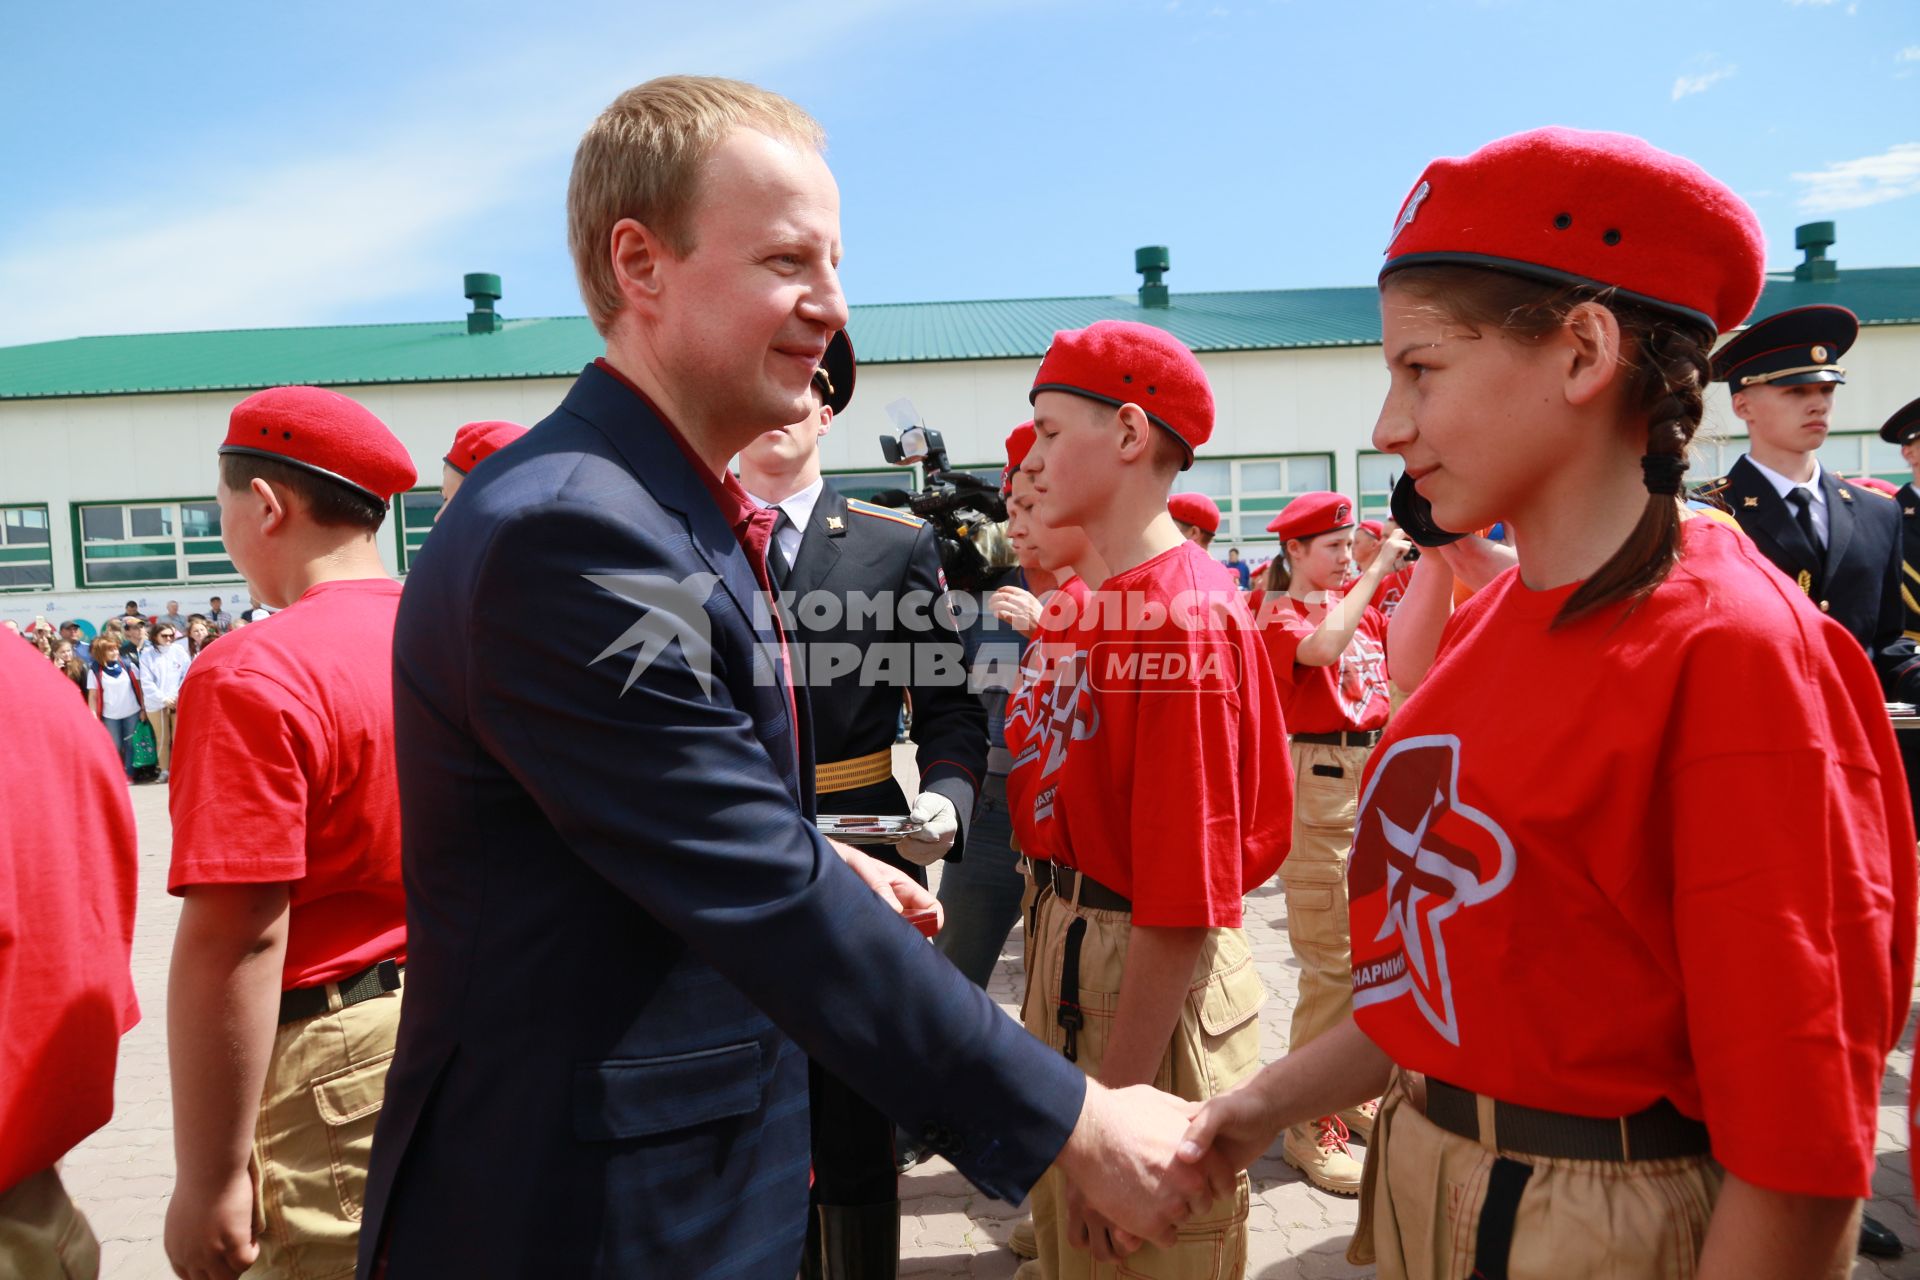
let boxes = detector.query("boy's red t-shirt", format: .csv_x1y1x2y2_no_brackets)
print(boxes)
1041,542,1291,926
1348,519,1915,1198
169,578,408,991
0,642,140,1191
1005,576,1092,862
1255,592,1392,734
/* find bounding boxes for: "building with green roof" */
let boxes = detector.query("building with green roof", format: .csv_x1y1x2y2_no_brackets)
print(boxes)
2,232,1916,622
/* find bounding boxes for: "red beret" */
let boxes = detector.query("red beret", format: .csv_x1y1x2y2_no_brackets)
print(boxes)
1002,421,1036,494
1029,320,1213,469
221,386,417,506
445,420,529,475
1168,491,1221,535
1853,476,1900,497
1357,519,1384,538
1267,491,1355,542
1381,126,1765,336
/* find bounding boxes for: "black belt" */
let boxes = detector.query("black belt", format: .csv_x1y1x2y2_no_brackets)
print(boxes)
1292,729,1382,748
1028,860,1131,912
1425,1077,1711,1162
279,958,404,1025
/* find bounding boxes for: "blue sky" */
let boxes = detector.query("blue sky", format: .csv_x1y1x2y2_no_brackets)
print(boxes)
2,0,1915,348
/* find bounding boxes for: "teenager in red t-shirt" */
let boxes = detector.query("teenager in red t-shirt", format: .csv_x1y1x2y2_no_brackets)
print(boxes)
1248,490,1410,1194
164,386,418,1280
0,640,139,1276
1178,129,1914,1280
1018,320,1291,1279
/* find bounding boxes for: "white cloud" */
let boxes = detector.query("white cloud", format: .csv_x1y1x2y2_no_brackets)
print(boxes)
0,0,924,349
1899,45,1920,61
1672,62,1736,100
1785,0,1838,6
1793,143,1920,212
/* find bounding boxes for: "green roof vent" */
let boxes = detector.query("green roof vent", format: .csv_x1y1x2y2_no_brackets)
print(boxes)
1794,222,1837,283
465,272,503,334
1136,245,1171,308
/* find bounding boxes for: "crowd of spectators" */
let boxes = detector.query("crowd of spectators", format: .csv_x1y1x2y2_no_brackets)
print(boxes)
5,597,248,784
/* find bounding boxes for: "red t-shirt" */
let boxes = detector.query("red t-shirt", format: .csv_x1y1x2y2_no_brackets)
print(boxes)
1374,566,1413,617
169,578,408,991
1253,592,1391,734
1348,519,1915,1197
1043,542,1292,926
0,640,140,1190
1005,576,1092,862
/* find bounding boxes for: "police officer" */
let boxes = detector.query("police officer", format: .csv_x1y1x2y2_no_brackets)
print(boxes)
737,330,989,1279
1698,305,1920,701
1879,395,1920,640
1698,306,1914,1260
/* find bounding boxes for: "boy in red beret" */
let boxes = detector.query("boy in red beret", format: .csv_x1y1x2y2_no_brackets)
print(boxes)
1166,491,1220,550
1017,320,1292,1278
164,386,418,1280
439,419,528,514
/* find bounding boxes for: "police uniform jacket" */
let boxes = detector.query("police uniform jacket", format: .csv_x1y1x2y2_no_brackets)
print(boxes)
1896,482,1920,640
1703,455,1920,699
782,482,988,873
358,364,1083,1279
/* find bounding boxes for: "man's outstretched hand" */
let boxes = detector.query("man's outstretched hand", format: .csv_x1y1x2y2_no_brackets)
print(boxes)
831,838,945,932
1056,1081,1212,1249
1175,1075,1289,1205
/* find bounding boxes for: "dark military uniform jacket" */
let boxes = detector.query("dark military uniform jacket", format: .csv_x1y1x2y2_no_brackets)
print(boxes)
779,481,987,875
1698,455,1920,699
1896,482,1920,641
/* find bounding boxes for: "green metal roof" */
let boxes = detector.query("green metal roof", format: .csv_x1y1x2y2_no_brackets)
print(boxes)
2,267,1916,401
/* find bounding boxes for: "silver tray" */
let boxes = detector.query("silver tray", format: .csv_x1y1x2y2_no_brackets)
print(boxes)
817,814,927,846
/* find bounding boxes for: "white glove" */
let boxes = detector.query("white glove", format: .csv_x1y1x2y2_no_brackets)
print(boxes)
898,791,959,866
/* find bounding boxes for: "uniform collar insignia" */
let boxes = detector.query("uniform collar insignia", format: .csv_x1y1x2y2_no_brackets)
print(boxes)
1743,496,1760,508
826,515,845,531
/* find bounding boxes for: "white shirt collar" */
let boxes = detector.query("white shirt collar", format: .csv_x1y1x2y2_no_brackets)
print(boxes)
746,476,824,569
1745,454,1826,508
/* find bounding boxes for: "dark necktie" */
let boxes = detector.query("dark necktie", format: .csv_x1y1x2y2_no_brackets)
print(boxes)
1788,486,1822,555
766,509,792,590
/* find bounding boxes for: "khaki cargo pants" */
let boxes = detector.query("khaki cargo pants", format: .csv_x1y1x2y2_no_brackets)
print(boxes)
1354,1075,1858,1280
0,1166,99,1279
1020,886,1266,1279
1280,740,1371,1052
248,980,402,1280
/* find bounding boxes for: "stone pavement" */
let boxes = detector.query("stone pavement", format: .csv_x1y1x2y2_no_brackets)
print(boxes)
64,777,1920,1278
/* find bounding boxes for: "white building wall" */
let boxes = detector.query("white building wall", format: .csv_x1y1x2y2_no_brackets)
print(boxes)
3,321,1916,627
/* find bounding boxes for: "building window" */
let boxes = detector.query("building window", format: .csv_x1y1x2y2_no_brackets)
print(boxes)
1172,453,1334,543
395,489,442,573
0,505,54,592
1356,453,1398,520
73,499,236,588
1820,431,1909,485
826,469,912,504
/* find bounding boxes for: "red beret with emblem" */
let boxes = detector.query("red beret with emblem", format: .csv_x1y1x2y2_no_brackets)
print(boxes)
1029,320,1213,469
1168,491,1221,535
1381,126,1765,336
445,420,529,475
220,386,417,507
1002,421,1036,494
1267,491,1356,543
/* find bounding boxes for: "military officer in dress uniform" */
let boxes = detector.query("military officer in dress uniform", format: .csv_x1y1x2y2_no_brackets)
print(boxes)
1879,395,1920,640
1696,306,1915,1260
737,329,990,1280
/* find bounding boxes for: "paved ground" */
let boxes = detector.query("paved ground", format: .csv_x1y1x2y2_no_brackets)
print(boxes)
65,775,1920,1277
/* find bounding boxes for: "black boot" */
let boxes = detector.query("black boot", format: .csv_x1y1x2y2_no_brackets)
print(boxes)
799,1201,901,1280
1859,1211,1904,1258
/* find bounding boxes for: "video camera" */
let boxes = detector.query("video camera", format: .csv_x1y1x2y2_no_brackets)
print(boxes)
872,399,1008,593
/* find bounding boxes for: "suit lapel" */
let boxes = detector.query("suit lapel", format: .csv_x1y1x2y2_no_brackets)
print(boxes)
786,482,847,600
1820,468,1855,585
1729,455,1821,583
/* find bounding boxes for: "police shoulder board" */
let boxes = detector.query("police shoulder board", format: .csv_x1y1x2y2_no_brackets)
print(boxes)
846,498,926,529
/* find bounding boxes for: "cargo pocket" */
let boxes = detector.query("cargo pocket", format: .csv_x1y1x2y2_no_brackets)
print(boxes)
1180,950,1268,1097
310,1051,394,1222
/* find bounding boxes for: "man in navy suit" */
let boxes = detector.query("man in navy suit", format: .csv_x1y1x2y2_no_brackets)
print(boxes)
359,76,1210,1279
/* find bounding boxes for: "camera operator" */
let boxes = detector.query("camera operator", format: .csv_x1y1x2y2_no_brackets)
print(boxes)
736,330,988,1280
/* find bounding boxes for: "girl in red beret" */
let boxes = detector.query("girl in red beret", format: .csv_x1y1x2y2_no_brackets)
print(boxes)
1177,127,1914,1279
1249,491,1411,1196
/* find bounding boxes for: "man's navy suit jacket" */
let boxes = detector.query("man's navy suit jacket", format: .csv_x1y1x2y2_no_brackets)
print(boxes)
359,364,1084,1278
